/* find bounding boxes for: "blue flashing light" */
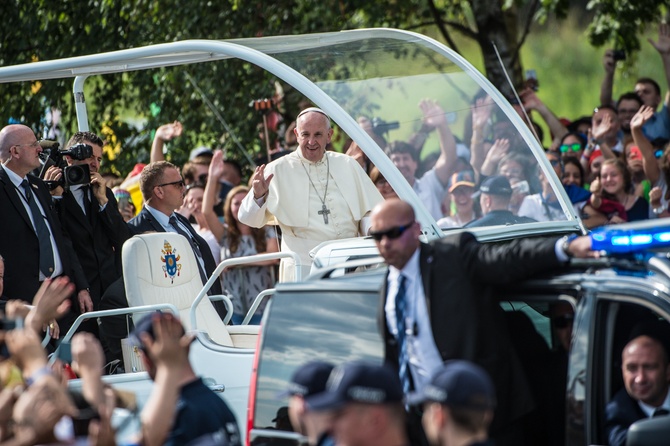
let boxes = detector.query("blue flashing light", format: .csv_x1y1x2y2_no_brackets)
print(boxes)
591,225,670,254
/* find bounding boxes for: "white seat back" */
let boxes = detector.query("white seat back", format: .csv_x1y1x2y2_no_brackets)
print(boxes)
122,233,234,346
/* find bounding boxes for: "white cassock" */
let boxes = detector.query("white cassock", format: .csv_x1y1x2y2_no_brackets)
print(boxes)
238,150,383,282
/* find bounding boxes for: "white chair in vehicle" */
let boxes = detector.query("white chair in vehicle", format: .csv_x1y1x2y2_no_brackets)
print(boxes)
122,232,258,348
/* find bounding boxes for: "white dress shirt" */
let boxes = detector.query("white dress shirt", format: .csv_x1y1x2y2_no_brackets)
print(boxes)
385,248,443,392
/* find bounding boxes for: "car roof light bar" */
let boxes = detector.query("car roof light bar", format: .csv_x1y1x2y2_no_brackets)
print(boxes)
590,224,670,254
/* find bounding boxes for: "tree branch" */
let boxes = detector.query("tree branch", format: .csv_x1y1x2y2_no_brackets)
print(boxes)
512,0,540,67
426,0,461,54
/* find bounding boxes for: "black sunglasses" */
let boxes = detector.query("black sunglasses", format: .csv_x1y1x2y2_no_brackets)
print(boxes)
552,314,574,329
156,179,185,189
370,223,414,241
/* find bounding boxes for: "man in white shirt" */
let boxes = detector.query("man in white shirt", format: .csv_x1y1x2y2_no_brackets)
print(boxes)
238,108,382,282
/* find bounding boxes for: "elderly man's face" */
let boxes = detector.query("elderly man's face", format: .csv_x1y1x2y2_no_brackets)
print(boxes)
295,112,333,163
622,336,670,407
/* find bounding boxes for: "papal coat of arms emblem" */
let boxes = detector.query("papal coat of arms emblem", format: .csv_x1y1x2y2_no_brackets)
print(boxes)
160,240,182,283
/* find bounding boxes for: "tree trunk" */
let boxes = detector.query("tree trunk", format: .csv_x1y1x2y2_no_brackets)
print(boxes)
469,0,523,99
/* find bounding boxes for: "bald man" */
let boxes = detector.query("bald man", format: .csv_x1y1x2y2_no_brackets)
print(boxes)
605,329,670,446
239,108,382,282
0,124,90,329
370,198,595,445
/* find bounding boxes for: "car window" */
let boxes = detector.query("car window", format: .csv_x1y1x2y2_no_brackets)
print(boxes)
252,287,384,431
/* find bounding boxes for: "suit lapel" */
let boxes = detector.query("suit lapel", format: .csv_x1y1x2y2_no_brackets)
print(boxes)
419,243,434,319
63,190,94,233
0,166,34,229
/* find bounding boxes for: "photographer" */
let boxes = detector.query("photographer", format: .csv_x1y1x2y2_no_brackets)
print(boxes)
44,132,130,332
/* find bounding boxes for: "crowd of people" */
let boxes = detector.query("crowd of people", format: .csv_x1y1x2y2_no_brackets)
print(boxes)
0,21,668,445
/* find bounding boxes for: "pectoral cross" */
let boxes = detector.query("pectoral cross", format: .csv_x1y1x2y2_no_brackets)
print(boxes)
318,204,330,224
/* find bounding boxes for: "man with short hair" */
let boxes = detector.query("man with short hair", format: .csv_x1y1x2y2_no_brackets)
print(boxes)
616,92,644,136
605,324,670,446
0,124,90,325
238,107,382,281
369,198,595,445
590,105,623,155
306,362,410,446
409,360,496,446
133,313,241,446
284,361,335,446
128,161,225,315
465,175,535,228
47,131,130,312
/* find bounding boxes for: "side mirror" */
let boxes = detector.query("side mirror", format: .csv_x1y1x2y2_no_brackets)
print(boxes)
626,415,670,446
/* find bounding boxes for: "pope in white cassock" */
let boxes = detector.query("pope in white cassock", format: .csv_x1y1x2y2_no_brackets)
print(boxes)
238,107,383,282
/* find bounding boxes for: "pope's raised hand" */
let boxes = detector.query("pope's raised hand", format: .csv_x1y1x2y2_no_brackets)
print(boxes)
251,164,274,199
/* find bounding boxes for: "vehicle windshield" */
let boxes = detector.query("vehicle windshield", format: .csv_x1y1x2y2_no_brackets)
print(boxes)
249,31,578,232
253,287,383,430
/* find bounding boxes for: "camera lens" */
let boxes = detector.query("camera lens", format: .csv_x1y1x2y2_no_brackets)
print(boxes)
64,165,90,186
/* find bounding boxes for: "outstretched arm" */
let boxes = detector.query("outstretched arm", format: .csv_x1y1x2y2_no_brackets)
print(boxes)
202,150,227,241
420,100,457,185
150,121,183,163
520,88,568,145
649,22,670,108
600,49,616,107
631,106,659,185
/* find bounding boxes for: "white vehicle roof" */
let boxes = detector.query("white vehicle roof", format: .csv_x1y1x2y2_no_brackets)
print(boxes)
0,28,585,239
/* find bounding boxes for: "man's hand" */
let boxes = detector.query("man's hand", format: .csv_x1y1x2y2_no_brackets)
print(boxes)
90,172,108,206
251,164,273,200
567,236,600,259
155,121,183,143
43,166,64,196
78,289,94,313
649,22,670,57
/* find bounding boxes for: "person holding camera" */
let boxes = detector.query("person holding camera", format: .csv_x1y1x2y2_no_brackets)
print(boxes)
0,124,90,334
44,132,131,323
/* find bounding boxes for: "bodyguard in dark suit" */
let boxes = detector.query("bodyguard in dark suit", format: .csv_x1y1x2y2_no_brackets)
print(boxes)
127,161,225,318
370,199,595,446
0,124,91,328
605,329,670,446
47,132,131,309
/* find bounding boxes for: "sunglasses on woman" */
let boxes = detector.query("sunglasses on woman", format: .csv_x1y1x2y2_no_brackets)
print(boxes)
559,143,581,153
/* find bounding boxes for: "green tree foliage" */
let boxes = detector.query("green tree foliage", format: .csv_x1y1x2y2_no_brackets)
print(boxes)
0,0,666,177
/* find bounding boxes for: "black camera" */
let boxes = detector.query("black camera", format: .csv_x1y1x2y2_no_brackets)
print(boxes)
612,49,626,61
371,117,400,137
38,141,93,188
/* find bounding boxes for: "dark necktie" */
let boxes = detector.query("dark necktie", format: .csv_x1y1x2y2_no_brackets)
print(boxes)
168,215,208,286
653,408,669,417
395,274,410,394
21,179,55,277
81,185,93,223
